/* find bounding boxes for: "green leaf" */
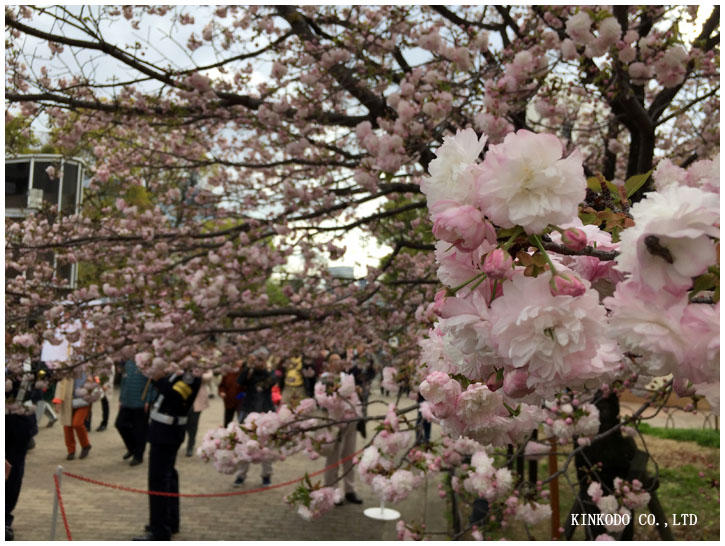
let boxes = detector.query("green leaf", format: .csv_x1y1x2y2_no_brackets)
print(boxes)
624,170,652,198
690,273,718,299
586,176,602,192
579,211,598,226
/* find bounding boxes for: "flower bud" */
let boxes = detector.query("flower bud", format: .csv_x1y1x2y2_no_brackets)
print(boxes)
482,248,514,279
673,378,696,397
550,273,586,297
486,369,504,392
561,228,587,251
431,289,447,317
503,370,534,398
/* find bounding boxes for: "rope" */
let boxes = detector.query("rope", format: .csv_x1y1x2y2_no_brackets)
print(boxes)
53,473,73,541
61,446,365,498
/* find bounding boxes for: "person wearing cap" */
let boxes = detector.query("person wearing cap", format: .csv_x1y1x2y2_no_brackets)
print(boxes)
134,371,201,541
321,353,364,505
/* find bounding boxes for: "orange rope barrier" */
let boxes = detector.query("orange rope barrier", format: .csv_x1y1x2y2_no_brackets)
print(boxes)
60,446,366,498
53,473,73,540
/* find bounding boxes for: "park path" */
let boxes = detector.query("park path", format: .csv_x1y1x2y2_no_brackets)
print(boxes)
13,384,447,541
14,379,712,541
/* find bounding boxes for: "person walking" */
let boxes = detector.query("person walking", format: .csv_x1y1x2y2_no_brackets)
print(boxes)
95,367,114,431
54,373,93,460
184,370,213,457
33,364,58,428
218,360,244,427
115,359,154,466
233,349,275,486
133,371,201,541
320,354,363,505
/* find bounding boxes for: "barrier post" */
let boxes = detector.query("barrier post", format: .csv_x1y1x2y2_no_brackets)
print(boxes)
50,465,63,540
548,441,560,539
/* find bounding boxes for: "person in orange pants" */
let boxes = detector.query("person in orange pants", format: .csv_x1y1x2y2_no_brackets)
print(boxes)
54,376,92,460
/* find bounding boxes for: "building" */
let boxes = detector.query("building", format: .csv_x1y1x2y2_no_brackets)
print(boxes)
5,154,88,288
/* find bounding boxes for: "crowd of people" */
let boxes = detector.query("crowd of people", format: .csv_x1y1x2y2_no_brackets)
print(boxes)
5,340,425,540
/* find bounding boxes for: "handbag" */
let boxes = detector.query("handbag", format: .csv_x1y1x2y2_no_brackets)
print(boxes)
72,397,89,409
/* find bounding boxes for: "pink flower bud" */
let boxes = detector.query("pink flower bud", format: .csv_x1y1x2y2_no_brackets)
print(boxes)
486,370,504,392
550,274,586,297
561,228,587,251
673,378,696,397
482,248,514,279
431,289,447,317
503,370,534,398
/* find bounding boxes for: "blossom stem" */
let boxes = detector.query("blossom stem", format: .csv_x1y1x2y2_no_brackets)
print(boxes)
448,271,486,294
501,226,524,251
466,273,488,295
531,234,559,276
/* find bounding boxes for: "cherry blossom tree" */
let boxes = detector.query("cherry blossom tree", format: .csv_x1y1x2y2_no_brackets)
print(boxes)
6,5,719,540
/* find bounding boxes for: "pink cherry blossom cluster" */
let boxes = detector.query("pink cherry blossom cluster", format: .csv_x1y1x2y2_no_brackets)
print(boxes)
285,485,340,521
396,520,424,541
460,450,513,501
421,128,586,246
197,416,288,474
381,366,400,394
605,170,719,395
357,404,425,504
540,396,600,446
587,478,650,534
198,372,366,485
314,372,361,421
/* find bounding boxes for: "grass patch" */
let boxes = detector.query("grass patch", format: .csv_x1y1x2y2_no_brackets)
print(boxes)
470,434,720,540
638,423,720,448
639,463,720,540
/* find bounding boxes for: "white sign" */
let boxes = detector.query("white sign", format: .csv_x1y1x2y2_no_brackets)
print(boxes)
27,188,43,209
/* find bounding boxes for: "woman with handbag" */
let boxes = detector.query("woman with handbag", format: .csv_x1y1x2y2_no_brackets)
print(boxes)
54,373,94,460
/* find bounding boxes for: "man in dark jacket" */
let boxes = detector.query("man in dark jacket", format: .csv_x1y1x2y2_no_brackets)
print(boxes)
236,349,276,418
115,360,154,465
233,349,275,486
134,371,201,541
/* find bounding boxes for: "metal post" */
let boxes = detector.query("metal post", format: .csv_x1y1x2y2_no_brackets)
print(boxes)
548,441,560,539
50,465,63,540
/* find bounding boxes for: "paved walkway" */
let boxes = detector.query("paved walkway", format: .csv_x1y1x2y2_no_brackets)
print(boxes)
12,386,447,541
13,383,716,541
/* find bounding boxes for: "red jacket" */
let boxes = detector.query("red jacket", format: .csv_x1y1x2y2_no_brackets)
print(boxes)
218,372,243,410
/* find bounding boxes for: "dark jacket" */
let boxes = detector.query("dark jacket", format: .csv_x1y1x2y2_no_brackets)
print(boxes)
119,360,154,409
149,372,201,444
236,367,275,415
